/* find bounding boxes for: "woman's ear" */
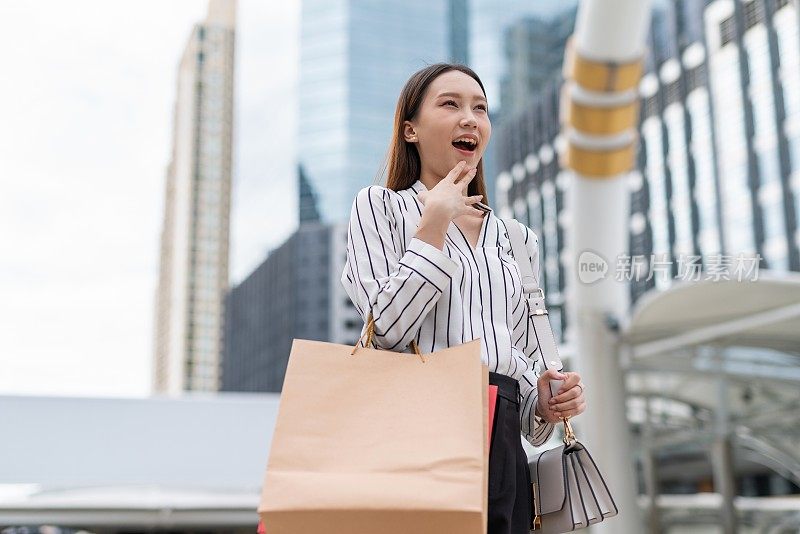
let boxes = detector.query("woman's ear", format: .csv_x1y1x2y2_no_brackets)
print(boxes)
403,121,417,143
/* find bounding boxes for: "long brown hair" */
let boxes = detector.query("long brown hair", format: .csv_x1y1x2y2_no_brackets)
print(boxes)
379,63,489,203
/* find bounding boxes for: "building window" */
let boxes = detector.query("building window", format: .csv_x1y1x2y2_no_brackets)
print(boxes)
666,79,681,105
720,16,736,47
743,0,763,31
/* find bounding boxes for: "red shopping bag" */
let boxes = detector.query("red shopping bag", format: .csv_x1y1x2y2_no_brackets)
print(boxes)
487,385,498,449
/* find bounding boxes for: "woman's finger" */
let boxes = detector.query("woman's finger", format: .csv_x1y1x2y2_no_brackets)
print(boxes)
445,160,468,182
457,167,478,187
552,397,582,413
455,166,477,186
560,402,587,419
540,368,566,381
466,194,483,204
550,385,582,405
556,372,581,395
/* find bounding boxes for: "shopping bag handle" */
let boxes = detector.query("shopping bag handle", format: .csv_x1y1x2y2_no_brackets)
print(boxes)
351,312,425,362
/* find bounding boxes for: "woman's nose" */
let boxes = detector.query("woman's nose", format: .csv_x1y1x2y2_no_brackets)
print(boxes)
460,114,478,128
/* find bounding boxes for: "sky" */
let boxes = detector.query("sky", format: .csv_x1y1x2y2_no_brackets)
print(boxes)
0,1,300,397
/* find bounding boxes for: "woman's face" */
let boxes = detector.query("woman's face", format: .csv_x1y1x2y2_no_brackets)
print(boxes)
404,70,491,178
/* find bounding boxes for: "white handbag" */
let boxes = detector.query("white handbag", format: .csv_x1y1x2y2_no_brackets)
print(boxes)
503,219,619,533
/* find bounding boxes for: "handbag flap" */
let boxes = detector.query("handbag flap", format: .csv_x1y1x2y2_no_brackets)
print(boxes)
528,444,567,515
572,442,619,518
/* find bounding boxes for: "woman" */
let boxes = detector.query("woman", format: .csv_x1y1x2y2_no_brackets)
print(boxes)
341,63,587,534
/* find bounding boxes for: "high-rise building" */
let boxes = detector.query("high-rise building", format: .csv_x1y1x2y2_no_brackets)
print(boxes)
298,164,322,224
704,0,799,272
221,223,329,393
153,0,236,395
298,0,466,223
494,0,800,335
221,220,364,392
449,0,471,65
499,8,577,116
468,0,578,113
221,167,362,393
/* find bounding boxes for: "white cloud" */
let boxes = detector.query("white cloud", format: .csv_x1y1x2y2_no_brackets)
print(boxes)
0,1,299,396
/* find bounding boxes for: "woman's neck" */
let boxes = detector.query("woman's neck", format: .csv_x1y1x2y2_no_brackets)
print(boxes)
418,165,440,191
419,166,467,194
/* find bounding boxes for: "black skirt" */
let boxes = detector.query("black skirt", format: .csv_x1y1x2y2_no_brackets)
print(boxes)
488,371,532,534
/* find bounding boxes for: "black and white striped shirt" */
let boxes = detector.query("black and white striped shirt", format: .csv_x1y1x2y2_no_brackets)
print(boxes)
341,179,556,447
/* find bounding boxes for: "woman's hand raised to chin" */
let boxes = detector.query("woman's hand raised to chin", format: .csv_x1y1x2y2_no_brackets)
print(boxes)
413,160,484,251
416,160,484,221
535,369,587,424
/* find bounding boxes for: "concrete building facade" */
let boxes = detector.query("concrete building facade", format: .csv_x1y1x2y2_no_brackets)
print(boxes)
493,0,800,336
153,0,236,395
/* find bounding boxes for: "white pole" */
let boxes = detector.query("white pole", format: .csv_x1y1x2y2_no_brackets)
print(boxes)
562,0,653,532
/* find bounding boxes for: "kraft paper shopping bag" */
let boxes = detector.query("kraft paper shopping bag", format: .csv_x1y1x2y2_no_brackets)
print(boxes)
259,336,488,534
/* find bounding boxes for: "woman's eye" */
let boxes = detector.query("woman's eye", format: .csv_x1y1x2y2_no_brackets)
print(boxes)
443,100,487,112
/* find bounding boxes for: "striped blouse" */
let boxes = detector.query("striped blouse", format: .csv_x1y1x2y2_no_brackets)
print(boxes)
341,179,556,447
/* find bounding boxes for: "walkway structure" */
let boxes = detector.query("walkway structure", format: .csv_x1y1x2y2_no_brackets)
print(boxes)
621,272,800,532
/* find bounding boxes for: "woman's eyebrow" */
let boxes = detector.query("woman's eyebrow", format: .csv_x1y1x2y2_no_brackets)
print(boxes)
436,91,487,103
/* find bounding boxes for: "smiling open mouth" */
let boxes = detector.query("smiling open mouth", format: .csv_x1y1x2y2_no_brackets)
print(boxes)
452,138,477,153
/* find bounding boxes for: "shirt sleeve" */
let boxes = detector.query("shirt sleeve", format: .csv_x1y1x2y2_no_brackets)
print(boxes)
341,185,459,351
514,221,556,446
519,358,556,447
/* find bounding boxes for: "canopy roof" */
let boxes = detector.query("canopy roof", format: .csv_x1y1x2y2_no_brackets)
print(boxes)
622,271,800,357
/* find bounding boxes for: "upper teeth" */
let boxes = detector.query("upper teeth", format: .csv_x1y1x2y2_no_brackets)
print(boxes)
455,138,476,146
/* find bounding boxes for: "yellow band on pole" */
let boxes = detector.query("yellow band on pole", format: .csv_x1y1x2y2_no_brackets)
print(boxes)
565,99,640,136
563,38,644,93
561,141,637,178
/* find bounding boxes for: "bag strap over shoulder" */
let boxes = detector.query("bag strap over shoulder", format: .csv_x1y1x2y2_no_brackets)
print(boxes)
501,218,565,384
502,217,538,294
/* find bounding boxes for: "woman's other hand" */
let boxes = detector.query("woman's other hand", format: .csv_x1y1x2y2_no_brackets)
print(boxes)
535,369,587,424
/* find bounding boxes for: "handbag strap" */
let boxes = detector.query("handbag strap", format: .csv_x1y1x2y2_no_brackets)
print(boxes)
502,218,565,397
